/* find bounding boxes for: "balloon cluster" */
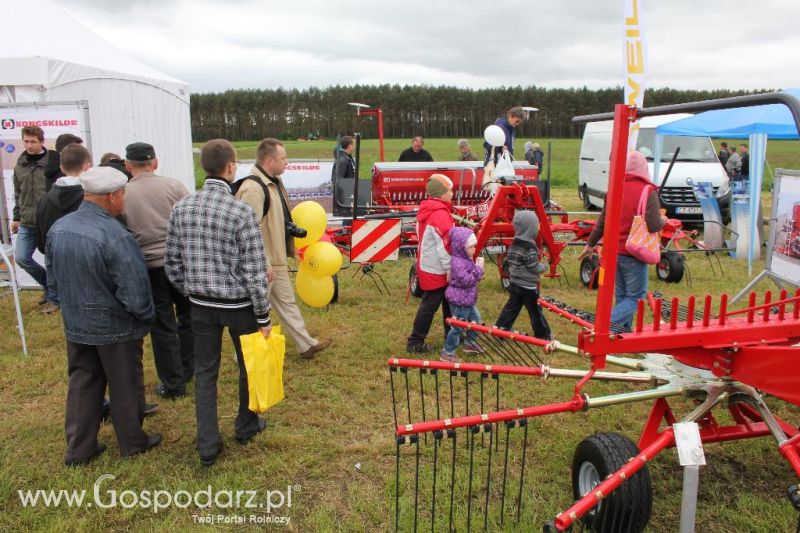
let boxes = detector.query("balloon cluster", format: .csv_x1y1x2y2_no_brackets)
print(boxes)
290,201,342,308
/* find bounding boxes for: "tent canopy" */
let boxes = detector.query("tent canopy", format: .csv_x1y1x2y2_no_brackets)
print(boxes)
655,88,800,139
0,0,194,189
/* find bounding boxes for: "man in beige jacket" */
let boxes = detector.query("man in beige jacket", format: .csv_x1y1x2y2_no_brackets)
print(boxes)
124,142,193,398
235,138,331,359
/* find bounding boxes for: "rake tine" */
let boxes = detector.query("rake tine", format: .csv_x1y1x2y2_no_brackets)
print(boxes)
434,370,441,422
395,439,401,533
431,431,441,533
448,430,457,533
482,334,521,366
516,419,529,524
464,372,470,449
494,374,500,453
413,437,420,533
479,373,486,448
483,424,493,532
390,367,399,429
404,368,412,425
500,422,511,527
419,371,427,445
467,427,476,532
449,371,455,419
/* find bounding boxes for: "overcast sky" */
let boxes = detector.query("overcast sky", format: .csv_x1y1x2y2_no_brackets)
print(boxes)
60,0,800,95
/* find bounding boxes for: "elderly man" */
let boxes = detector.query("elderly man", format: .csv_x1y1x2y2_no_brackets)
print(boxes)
235,138,331,360
457,139,477,161
166,139,272,466
124,142,193,400
484,107,527,164
398,135,434,162
11,126,60,312
524,141,545,175
47,166,161,465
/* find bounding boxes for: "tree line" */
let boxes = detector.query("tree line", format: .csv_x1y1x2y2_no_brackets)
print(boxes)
190,85,769,142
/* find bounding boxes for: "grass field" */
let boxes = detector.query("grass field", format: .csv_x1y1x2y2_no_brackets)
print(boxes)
193,137,800,194
1,183,798,531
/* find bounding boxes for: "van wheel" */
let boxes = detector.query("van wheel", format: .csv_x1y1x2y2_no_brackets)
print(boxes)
580,254,600,289
579,184,594,211
656,251,684,283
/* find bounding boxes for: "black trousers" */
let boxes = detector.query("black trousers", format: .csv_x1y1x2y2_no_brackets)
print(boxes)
65,338,149,461
148,267,194,392
495,284,552,340
191,304,260,457
407,286,452,347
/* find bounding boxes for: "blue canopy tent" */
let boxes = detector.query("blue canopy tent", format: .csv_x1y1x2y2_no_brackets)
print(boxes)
654,88,800,274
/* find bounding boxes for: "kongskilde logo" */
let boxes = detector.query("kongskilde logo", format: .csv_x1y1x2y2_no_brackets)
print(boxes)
1,119,15,129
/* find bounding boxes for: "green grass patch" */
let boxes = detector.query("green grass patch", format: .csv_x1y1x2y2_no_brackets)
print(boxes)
0,186,798,531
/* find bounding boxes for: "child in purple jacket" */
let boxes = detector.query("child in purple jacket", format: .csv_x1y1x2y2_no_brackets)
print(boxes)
441,227,485,362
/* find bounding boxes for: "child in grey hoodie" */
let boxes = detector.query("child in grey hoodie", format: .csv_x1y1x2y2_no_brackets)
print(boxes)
495,210,552,339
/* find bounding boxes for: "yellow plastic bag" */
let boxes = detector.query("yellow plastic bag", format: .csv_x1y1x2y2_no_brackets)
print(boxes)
240,326,286,413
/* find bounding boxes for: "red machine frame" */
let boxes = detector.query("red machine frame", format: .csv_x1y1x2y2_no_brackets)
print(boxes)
390,93,800,531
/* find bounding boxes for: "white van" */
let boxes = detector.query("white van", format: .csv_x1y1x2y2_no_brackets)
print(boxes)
578,114,731,222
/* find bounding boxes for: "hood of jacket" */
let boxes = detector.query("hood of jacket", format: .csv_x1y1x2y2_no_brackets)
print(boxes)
417,197,452,224
448,226,474,260
624,150,652,186
48,183,84,210
512,209,539,243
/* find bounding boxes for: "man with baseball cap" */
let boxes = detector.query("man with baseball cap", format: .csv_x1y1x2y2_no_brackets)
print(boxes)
124,142,193,400
47,166,161,465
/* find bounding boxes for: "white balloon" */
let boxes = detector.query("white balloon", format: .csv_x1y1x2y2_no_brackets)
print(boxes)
483,125,506,147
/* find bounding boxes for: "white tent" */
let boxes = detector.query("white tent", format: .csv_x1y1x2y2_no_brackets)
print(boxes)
0,0,194,190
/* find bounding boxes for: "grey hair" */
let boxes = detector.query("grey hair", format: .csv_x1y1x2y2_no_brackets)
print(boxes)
524,141,533,152
457,138,470,148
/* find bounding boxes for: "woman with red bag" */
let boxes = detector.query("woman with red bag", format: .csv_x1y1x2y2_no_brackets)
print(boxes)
579,151,667,330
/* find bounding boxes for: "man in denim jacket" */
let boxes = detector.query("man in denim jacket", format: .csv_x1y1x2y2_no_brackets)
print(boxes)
46,166,161,466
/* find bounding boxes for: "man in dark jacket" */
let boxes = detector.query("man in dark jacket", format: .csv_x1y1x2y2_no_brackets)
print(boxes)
47,166,161,466
11,126,59,307
335,136,356,180
484,107,527,164
35,144,92,314
398,136,434,162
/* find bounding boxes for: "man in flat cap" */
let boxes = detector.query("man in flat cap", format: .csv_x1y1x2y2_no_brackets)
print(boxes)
124,142,193,400
47,166,162,465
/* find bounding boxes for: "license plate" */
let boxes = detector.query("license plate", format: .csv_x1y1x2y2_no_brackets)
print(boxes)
675,207,702,214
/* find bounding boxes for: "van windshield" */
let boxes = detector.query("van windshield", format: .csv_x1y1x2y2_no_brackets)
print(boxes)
635,129,717,163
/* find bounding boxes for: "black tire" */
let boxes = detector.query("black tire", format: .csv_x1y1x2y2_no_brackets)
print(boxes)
579,254,601,289
330,274,339,304
408,264,423,298
657,251,684,283
579,183,591,210
500,257,511,292
571,432,652,533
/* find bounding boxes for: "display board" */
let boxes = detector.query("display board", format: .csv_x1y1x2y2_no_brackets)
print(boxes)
769,169,800,286
0,101,90,287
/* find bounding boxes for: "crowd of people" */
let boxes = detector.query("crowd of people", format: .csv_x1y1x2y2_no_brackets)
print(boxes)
12,115,642,466
718,141,750,180
11,127,330,467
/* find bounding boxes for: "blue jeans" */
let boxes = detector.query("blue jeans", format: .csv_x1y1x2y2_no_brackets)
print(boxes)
15,226,52,298
610,255,648,330
443,304,481,354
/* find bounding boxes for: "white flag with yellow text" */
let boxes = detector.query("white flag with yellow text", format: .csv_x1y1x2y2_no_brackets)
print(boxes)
624,0,647,149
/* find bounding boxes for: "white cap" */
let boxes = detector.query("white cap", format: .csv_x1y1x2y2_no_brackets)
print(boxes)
79,166,128,194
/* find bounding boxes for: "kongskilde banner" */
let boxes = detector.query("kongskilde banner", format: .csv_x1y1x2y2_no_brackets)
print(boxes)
0,103,87,286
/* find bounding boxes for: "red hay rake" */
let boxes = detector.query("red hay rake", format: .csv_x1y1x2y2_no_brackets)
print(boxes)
388,93,800,532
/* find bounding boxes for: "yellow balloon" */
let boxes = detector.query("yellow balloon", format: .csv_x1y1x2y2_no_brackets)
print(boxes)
296,269,334,308
302,241,343,277
291,201,327,248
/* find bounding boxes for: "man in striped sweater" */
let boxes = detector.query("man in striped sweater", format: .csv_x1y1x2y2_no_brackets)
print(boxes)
165,139,271,466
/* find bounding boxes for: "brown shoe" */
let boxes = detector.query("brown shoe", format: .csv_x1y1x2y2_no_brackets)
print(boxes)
299,338,331,360
41,301,59,314
37,289,48,305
